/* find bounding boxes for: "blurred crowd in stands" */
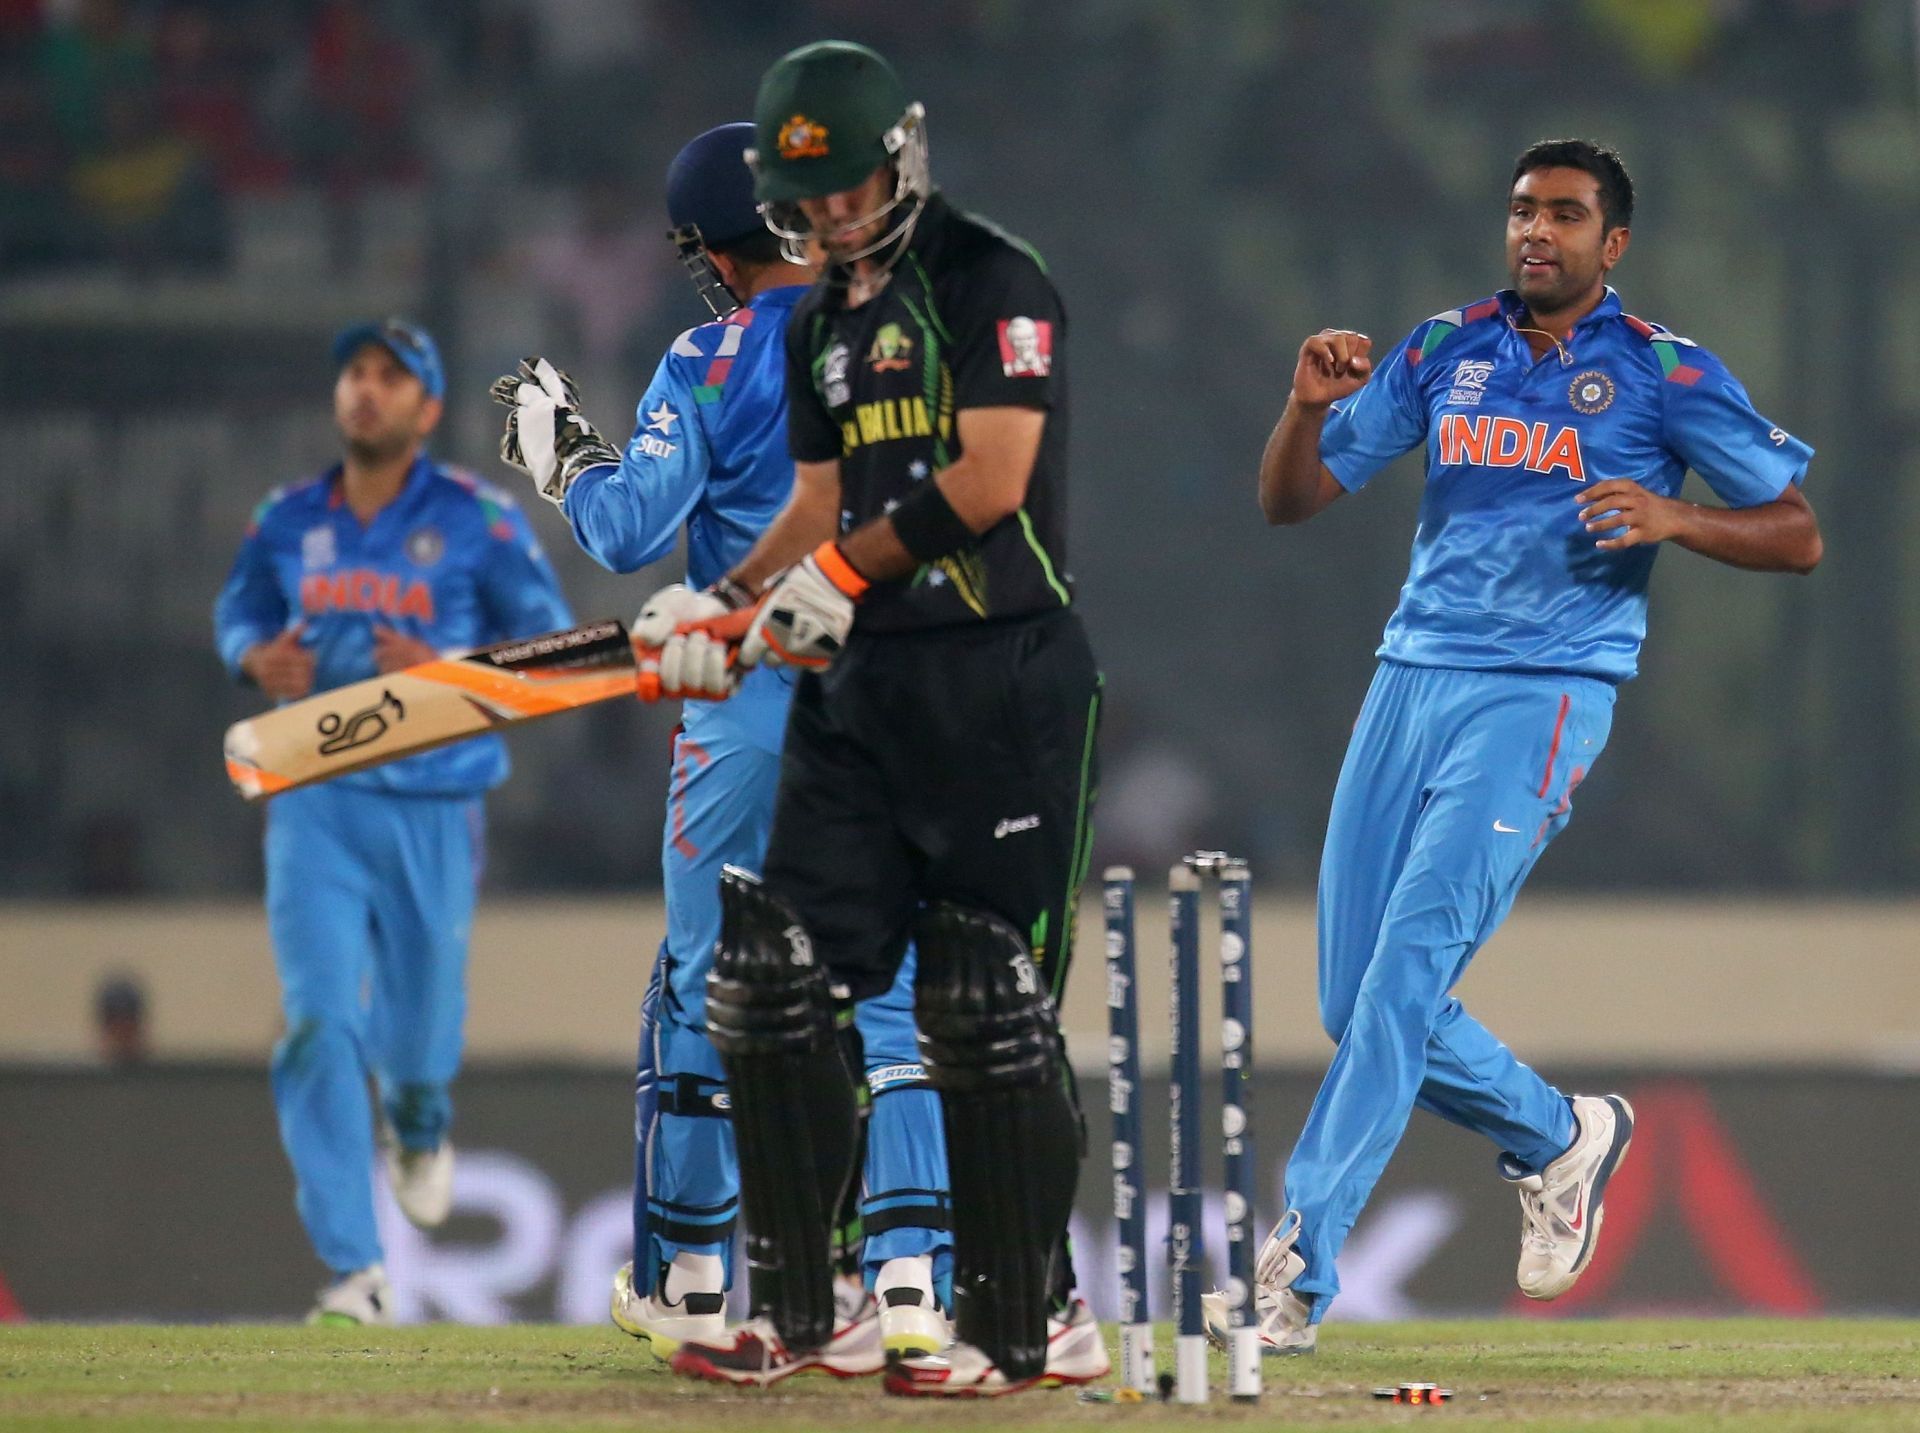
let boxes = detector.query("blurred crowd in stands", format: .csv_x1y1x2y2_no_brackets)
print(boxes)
4,0,1913,897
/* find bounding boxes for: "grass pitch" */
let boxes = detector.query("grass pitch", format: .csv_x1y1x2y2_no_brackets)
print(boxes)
2,1320,1917,1432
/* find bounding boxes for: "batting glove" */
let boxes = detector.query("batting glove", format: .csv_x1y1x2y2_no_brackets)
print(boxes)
490,357,619,505
633,583,733,700
738,543,870,672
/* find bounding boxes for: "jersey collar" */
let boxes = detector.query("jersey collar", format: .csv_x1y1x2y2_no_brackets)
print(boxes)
905,190,950,259
1497,284,1623,335
321,451,434,515
749,282,808,314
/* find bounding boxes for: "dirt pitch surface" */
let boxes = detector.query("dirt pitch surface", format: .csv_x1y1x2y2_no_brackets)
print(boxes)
3,1320,1917,1432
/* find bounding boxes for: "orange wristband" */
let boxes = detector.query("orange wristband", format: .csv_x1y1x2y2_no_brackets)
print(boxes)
811,541,871,600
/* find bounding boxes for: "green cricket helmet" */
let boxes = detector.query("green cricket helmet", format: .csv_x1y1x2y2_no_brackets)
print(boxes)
748,40,930,268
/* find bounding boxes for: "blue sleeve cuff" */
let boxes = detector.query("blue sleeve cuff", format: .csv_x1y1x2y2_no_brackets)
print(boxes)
1322,447,1369,494
217,628,271,681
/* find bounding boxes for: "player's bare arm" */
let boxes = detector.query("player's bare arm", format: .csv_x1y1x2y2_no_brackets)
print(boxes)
837,405,1046,581
240,624,315,702
1259,330,1369,525
1577,478,1822,573
721,409,1047,675
725,458,844,595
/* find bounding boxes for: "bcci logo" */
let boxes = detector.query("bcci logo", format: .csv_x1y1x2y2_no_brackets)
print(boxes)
777,114,830,160
1569,369,1616,414
405,526,444,567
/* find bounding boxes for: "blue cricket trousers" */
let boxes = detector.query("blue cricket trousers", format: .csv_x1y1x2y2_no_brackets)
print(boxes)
265,782,482,1274
1283,660,1614,1317
635,725,950,1295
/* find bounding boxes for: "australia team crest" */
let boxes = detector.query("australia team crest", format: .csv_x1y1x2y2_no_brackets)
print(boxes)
777,114,830,160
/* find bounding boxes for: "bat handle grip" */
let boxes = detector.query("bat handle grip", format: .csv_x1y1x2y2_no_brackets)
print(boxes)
634,652,664,703
630,605,760,704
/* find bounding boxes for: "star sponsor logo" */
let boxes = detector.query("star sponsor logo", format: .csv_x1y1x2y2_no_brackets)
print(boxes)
865,322,914,372
1568,369,1616,415
405,526,444,567
1769,426,1790,447
777,113,830,160
996,316,1052,377
1447,358,1496,406
908,459,929,480
645,401,680,436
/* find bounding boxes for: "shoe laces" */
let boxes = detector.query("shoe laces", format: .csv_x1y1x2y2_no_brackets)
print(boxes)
1516,1164,1581,1254
1517,1184,1561,1254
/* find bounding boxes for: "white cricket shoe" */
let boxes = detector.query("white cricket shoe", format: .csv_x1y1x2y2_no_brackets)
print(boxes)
1203,1208,1315,1355
883,1298,1110,1397
1504,1093,1635,1300
307,1264,393,1326
668,1287,884,1387
874,1255,951,1358
382,1136,454,1230
611,1251,727,1357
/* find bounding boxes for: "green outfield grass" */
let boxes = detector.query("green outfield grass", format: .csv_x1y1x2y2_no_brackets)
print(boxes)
2,1320,1917,1432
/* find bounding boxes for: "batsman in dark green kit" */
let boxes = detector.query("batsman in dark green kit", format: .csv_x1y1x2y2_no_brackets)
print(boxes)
640,41,1109,1397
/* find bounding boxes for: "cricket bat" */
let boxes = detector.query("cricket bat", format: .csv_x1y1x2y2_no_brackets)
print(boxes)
222,610,755,802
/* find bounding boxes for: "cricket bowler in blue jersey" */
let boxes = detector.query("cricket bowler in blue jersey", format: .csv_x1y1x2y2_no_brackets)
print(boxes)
492,123,951,1371
214,319,573,1324
1218,140,1822,1352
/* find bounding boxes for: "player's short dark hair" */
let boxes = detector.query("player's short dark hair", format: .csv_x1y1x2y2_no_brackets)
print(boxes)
1511,139,1634,233
711,227,784,269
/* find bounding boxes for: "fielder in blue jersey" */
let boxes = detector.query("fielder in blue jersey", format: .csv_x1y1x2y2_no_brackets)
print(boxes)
491,124,952,1368
1218,140,1822,1352
214,320,573,1325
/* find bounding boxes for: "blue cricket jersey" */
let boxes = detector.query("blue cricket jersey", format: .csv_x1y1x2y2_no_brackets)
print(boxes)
214,455,573,795
1320,287,1813,682
562,283,808,752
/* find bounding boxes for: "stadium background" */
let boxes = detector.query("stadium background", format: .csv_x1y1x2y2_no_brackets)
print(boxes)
1,0,1915,1324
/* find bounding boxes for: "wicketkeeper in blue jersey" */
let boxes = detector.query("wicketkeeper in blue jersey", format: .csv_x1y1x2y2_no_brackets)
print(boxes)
214,320,573,1325
1215,139,1823,1352
491,124,953,1368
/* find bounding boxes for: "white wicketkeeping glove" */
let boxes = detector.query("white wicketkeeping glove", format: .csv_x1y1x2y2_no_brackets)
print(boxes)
632,583,737,700
738,543,869,672
490,357,619,505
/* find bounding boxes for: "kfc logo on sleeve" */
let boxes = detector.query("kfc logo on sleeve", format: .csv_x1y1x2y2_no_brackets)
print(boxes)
997,317,1053,377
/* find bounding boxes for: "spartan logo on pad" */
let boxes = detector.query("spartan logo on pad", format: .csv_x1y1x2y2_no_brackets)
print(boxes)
997,317,1052,377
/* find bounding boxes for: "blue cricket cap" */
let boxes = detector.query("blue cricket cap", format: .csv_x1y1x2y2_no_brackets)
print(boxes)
331,318,446,399
666,122,763,250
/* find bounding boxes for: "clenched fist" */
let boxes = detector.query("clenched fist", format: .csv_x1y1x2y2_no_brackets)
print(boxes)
1291,329,1373,410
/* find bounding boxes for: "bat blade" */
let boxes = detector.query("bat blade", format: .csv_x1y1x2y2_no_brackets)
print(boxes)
223,619,637,802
